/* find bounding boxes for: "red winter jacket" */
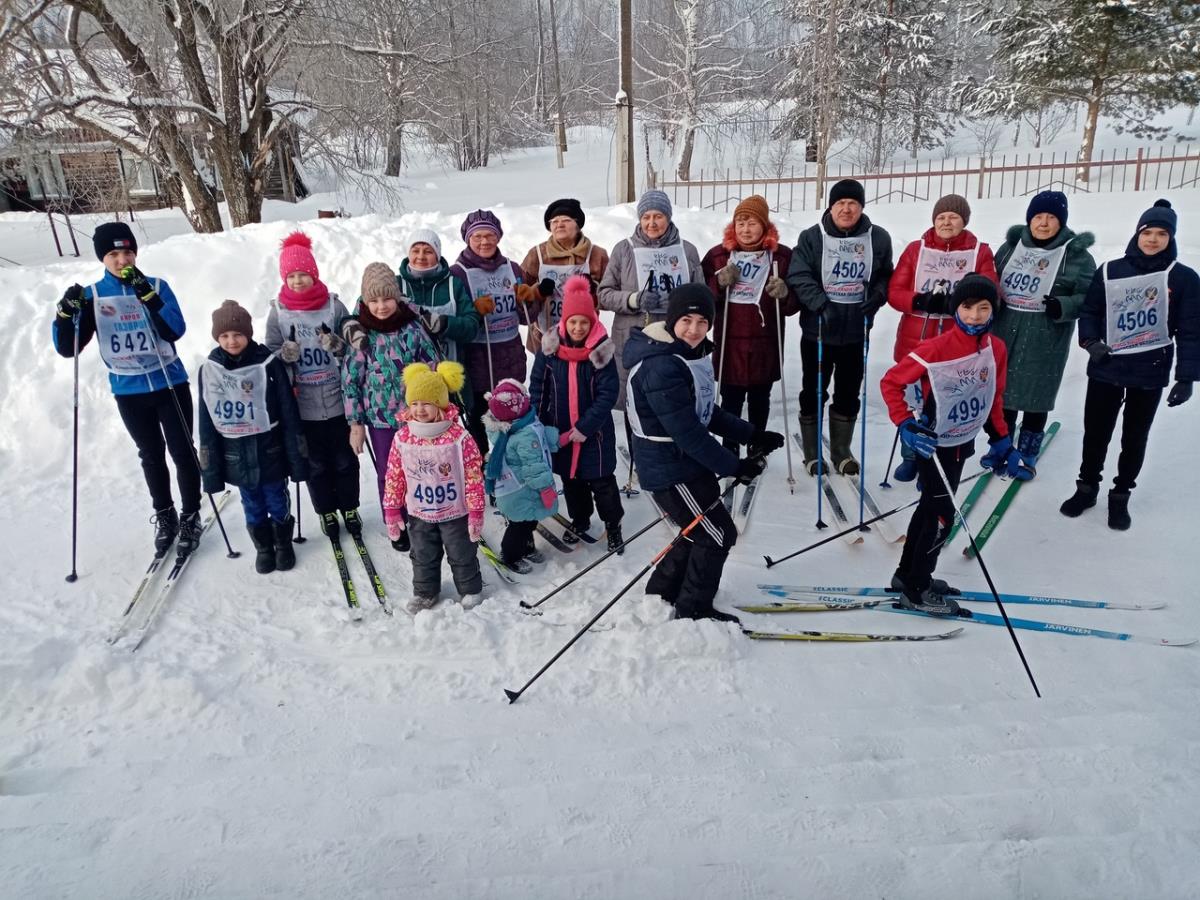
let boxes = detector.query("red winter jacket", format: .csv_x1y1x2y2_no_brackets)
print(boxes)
700,223,799,387
887,228,998,362
880,324,1010,445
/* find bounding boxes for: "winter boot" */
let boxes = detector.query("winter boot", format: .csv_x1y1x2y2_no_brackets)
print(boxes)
1108,490,1132,531
320,511,340,538
563,517,589,545
505,556,534,575
894,444,919,482
606,521,625,555
828,413,860,476
405,594,438,615
896,586,961,617
341,509,363,538
459,592,483,610
392,529,410,552
250,523,276,574
1060,481,1098,517
151,506,179,555
272,516,296,571
1016,428,1045,477
799,414,827,476
176,510,203,557
525,547,547,565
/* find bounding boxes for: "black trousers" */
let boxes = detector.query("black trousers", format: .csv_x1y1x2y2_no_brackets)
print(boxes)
719,384,771,453
1003,409,1049,435
647,474,738,618
1079,378,1162,492
500,518,538,565
562,474,624,527
466,390,489,456
114,383,202,515
799,338,864,418
302,416,360,514
895,446,967,592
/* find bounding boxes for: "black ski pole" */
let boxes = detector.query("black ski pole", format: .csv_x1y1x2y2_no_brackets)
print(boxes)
765,469,984,567
506,487,730,704
293,482,307,543
519,511,668,611
66,307,82,583
930,452,1041,698
127,267,239,559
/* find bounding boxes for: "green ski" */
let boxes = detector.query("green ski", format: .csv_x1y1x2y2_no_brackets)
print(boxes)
945,469,993,544
964,421,1060,558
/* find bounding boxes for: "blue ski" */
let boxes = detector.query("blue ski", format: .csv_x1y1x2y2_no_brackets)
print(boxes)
879,605,1194,646
756,584,1165,611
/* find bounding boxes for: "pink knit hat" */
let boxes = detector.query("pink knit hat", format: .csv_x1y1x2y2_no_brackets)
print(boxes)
486,378,531,422
279,231,320,281
560,274,596,326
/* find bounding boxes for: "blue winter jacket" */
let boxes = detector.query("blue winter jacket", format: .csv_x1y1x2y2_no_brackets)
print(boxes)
529,328,618,481
622,322,754,492
1078,235,1200,390
483,410,560,522
51,270,189,395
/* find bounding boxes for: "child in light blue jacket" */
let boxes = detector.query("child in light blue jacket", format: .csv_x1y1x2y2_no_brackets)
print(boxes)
483,379,559,573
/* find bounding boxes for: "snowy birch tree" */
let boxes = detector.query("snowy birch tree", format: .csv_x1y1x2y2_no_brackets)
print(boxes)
969,0,1200,182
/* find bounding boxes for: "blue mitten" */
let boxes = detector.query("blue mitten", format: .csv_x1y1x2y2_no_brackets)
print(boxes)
982,436,1032,481
898,418,937,459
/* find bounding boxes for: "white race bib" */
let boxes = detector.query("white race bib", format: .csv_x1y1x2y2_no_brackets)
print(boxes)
1000,243,1068,313
1103,262,1172,355
464,265,520,345
821,230,873,305
537,246,593,326
633,244,687,298
914,244,980,316
202,354,275,438
278,301,338,386
726,250,771,305
403,434,468,522
924,342,997,447
93,281,178,375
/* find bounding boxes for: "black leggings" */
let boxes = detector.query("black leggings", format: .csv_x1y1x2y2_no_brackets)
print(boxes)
799,338,864,418
115,383,202,515
895,446,967,592
1003,409,1049,436
1078,378,1162,492
719,384,771,452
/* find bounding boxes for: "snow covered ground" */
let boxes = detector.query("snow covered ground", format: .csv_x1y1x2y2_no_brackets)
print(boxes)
2,168,1199,897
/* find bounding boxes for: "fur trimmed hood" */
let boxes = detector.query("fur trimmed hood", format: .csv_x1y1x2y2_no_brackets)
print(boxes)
722,220,780,252
541,328,616,368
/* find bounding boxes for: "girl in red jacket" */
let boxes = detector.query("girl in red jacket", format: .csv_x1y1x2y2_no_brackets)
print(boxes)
887,194,1000,481
879,274,1027,615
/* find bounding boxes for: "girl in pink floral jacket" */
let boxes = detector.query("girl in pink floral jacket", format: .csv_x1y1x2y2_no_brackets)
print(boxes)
383,362,486,614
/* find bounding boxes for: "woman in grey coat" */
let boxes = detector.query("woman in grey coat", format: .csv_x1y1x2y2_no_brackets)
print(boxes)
597,189,703,469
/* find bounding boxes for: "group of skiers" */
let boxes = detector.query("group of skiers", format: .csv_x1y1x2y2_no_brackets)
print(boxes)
53,185,1198,621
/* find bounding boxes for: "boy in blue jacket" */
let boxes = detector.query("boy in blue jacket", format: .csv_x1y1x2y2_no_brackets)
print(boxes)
1061,199,1199,530
624,283,784,622
52,222,203,556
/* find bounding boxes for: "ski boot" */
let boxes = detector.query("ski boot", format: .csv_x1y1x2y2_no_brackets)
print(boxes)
1016,428,1044,478
273,516,296,571
320,511,340,538
896,586,961,617
176,510,203,557
151,506,179,555
250,523,276,574
891,573,960,597
562,518,589,545
341,509,363,539
606,521,624,555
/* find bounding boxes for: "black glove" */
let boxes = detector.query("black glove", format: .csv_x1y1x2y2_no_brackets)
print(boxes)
1167,381,1193,407
749,428,785,457
1085,340,1112,363
56,284,86,319
118,265,161,309
912,291,949,315
1042,296,1063,320
538,277,556,298
734,454,767,485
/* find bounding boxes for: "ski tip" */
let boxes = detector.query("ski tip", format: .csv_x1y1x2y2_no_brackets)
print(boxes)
504,689,521,704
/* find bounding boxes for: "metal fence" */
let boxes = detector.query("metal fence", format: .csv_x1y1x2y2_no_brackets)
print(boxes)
659,145,1200,214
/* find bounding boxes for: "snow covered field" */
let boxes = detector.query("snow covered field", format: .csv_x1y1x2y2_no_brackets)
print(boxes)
2,164,1199,897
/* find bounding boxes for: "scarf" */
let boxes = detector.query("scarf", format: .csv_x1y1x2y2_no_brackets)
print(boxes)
632,222,682,249
278,279,331,311
457,247,509,273
556,322,608,477
408,418,452,439
358,301,417,334
484,409,536,495
545,234,593,262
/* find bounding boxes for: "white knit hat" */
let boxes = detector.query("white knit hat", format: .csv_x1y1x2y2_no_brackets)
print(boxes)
408,228,442,258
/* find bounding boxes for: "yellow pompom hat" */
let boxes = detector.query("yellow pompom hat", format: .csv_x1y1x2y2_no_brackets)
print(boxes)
403,361,465,409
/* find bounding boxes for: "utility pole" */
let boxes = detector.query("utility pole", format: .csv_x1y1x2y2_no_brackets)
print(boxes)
616,0,636,202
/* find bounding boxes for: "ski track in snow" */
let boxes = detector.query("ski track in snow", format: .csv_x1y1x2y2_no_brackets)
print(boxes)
2,184,1199,898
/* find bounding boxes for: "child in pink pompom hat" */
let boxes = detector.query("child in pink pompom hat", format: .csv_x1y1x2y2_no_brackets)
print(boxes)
482,378,559,572
529,275,624,551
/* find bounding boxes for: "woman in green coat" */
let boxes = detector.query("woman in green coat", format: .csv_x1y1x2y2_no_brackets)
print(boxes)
993,191,1097,475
